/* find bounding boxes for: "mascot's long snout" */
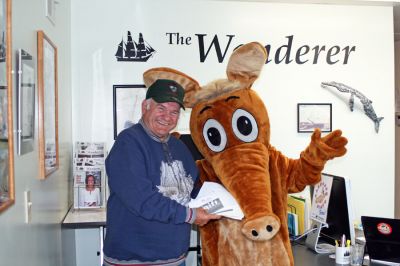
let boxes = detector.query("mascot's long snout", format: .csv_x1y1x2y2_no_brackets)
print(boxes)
210,142,281,241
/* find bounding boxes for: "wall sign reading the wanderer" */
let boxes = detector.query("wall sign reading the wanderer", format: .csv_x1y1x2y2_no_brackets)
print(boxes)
115,31,356,65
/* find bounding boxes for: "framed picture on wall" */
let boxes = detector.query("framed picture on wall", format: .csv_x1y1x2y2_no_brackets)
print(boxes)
45,0,56,25
37,30,58,179
16,49,35,155
113,84,146,139
297,103,332,133
0,0,15,213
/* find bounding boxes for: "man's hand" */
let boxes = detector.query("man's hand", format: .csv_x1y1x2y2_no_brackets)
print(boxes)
194,208,221,226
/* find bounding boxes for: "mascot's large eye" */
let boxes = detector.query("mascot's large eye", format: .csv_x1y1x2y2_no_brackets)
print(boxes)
202,119,227,152
232,109,258,142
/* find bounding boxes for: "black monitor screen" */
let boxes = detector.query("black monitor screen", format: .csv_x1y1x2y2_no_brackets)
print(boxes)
179,134,204,160
310,173,355,246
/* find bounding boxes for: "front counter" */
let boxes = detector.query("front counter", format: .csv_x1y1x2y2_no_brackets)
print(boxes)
62,207,106,266
63,208,380,266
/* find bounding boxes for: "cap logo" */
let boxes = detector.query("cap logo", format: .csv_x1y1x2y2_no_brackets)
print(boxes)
169,85,177,92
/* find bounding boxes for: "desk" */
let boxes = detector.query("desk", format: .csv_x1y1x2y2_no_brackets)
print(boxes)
62,207,106,228
63,210,383,266
292,242,388,266
61,208,200,266
62,208,106,266
292,243,334,265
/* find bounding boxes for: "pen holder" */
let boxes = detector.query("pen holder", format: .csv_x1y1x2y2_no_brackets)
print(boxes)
335,246,350,264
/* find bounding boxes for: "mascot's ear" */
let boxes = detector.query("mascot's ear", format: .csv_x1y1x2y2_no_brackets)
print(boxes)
226,42,267,88
143,67,201,108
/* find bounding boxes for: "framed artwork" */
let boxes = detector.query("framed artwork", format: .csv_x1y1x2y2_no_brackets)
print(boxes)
0,0,15,213
16,49,35,155
113,84,146,139
37,30,58,179
297,103,332,133
45,0,55,24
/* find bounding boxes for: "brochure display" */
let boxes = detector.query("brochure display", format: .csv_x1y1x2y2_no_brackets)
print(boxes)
73,142,106,209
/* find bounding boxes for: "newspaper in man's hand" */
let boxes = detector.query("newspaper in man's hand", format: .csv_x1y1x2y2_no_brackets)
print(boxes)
189,182,244,220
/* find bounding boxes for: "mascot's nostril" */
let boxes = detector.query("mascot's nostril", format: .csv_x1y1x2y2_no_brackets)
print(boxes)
251,230,259,237
266,225,273,232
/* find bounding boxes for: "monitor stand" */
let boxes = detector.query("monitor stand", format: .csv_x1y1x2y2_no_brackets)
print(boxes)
305,220,335,254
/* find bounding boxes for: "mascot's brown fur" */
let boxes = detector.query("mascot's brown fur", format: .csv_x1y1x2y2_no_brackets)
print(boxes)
143,42,347,266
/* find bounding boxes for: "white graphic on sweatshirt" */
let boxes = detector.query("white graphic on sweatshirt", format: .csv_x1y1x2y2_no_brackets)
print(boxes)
157,160,194,206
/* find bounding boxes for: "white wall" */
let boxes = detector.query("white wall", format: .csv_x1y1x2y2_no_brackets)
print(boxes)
0,0,72,265
71,0,395,224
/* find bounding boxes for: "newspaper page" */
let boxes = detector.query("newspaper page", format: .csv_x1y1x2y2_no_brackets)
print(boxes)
74,142,106,158
73,142,106,209
189,182,244,220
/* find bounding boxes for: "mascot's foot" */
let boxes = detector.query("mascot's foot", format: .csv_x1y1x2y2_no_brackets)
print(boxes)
241,215,280,241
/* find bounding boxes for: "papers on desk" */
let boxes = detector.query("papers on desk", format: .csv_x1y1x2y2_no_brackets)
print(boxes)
189,182,244,220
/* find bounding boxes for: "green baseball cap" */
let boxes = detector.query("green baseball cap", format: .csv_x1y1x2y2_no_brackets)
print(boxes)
146,79,185,109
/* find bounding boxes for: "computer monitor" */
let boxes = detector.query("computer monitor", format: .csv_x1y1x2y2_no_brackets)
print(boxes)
305,173,355,253
179,134,204,160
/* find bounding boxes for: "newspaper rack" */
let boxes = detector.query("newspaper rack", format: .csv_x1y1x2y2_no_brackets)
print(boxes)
73,142,107,210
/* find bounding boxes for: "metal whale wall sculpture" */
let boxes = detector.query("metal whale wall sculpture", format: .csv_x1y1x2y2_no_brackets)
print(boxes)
321,81,384,133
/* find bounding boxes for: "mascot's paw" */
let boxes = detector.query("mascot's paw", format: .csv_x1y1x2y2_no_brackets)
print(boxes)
310,128,348,161
241,215,281,241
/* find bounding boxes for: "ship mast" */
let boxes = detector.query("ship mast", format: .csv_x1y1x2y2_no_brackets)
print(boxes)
124,31,137,58
136,33,147,58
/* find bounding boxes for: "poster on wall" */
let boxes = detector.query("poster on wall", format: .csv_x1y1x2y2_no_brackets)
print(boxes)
113,84,191,139
297,103,332,133
113,84,146,139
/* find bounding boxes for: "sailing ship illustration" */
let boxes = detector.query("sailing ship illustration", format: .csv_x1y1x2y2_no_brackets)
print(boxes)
115,31,156,62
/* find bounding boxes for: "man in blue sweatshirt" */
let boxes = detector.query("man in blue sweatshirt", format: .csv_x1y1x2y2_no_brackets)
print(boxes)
103,79,220,266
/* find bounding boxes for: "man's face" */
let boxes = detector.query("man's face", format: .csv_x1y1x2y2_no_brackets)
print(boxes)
142,99,181,140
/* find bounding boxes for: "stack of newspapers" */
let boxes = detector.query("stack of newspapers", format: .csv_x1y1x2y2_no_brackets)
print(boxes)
73,142,106,210
189,182,244,220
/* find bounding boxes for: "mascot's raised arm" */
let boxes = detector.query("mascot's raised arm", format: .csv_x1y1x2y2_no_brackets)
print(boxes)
143,42,348,266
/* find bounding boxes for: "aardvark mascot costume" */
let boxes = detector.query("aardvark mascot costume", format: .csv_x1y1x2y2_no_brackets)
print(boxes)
143,42,347,266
